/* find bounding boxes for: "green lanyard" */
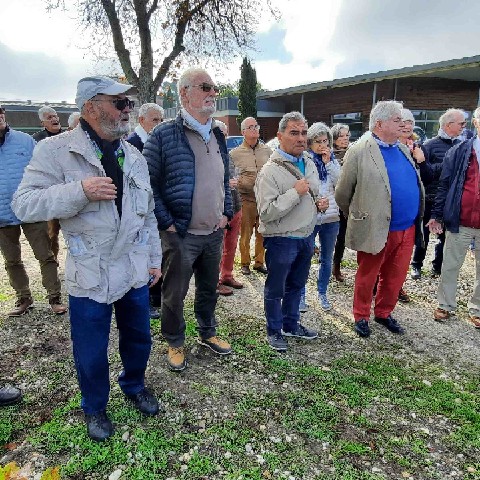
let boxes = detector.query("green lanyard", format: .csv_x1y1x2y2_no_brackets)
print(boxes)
85,131,125,169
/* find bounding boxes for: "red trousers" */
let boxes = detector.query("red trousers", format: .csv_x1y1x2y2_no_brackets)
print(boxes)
353,225,415,321
219,210,242,282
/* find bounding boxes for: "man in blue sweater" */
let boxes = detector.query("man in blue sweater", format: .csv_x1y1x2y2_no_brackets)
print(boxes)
336,101,425,338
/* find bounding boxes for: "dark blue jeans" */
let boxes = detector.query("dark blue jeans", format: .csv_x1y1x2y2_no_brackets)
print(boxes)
69,286,151,415
264,235,314,335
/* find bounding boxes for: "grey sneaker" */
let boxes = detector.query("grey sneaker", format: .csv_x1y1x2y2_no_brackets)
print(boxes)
319,293,332,311
283,323,318,340
411,266,421,280
267,332,288,351
299,294,309,313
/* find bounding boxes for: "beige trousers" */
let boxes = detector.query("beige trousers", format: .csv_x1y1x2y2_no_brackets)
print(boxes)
437,226,480,316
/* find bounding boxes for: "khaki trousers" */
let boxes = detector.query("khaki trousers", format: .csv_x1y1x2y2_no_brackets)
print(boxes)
239,201,265,267
0,223,61,300
438,226,480,316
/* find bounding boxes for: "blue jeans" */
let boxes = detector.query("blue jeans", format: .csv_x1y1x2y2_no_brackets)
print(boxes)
264,235,314,335
314,221,340,294
69,286,151,415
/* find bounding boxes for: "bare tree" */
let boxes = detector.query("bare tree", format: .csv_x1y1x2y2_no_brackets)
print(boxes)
47,0,278,104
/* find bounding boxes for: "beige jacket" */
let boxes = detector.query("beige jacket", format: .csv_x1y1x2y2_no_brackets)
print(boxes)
254,150,320,238
335,132,425,254
12,126,162,304
231,141,272,203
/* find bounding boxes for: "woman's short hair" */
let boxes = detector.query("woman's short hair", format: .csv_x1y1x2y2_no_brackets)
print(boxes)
331,123,349,141
307,122,332,148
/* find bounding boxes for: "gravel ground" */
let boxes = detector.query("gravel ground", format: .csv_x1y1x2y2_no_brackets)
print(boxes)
0,233,479,479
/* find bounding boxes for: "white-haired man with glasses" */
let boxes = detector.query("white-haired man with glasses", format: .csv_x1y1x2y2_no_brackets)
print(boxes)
143,68,233,372
231,117,272,276
12,76,162,442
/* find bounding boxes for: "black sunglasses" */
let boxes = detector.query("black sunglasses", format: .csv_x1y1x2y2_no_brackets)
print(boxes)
93,96,135,111
190,83,220,93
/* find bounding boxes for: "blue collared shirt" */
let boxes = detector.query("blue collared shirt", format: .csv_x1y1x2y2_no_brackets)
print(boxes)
276,148,305,175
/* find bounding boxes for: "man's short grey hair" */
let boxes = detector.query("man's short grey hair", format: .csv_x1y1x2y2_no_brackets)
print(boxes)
369,101,403,131
278,111,307,133
307,122,332,148
178,68,210,91
138,103,164,119
67,112,81,128
439,108,465,128
38,106,57,121
331,123,349,141
473,107,480,120
401,108,415,125
240,117,257,131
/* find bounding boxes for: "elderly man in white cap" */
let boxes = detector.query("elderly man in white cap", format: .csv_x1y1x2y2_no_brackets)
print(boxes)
12,76,162,442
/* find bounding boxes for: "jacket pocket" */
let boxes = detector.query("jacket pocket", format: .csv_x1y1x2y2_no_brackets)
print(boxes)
129,176,151,216
350,211,369,221
129,245,150,285
65,236,101,290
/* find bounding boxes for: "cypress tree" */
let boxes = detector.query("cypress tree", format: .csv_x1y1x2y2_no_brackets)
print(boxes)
237,57,258,127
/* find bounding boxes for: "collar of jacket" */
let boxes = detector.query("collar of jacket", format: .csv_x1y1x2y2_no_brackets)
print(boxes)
242,139,260,150
67,125,137,177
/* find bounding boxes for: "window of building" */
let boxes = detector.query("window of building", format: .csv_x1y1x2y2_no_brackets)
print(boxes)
331,113,363,141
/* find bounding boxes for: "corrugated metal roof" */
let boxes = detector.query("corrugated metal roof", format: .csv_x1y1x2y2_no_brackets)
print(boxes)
257,55,480,99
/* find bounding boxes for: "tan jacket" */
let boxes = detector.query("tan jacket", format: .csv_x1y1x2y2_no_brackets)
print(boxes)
231,140,272,203
12,126,162,304
335,132,425,254
254,150,320,238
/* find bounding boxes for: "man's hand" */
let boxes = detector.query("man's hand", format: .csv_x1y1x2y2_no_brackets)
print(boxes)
148,268,162,287
166,224,176,232
426,219,443,234
294,179,310,196
316,196,329,212
81,177,117,201
217,215,228,229
412,145,426,164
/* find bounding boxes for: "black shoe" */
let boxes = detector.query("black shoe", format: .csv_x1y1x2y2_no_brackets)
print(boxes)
149,304,160,319
354,319,371,337
0,385,22,407
374,315,405,334
126,388,160,416
411,266,421,280
283,323,318,339
85,411,114,442
253,265,268,275
267,332,288,351
431,268,441,278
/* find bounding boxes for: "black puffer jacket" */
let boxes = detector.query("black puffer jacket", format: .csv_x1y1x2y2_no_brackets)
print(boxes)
420,136,460,202
143,114,233,237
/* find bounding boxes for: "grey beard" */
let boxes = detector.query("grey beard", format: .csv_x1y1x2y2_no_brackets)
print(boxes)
102,121,130,140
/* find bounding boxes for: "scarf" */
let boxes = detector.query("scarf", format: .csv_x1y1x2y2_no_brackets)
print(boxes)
181,108,212,143
80,118,124,217
310,150,336,182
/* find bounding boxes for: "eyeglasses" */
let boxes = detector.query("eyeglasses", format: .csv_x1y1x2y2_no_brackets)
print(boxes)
449,121,467,127
92,96,135,111
189,83,220,93
245,125,260,131
403,120,414,125
313,138,329,145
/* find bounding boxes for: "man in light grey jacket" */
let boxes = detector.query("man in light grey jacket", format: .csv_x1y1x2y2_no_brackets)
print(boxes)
12,76,162,442
254,111,326,351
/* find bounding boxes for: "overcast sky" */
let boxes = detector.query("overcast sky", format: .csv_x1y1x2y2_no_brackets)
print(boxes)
1,0,479,103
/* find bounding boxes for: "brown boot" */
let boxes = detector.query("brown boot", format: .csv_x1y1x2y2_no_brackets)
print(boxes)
8,297,33,317
49,296,68,315
333,263,344,282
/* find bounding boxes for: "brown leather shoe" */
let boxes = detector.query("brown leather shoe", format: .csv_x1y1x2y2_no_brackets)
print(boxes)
470,316,480,329
434,307,450,321
221,277,243,289
167,346,186,371
217,284,233,296
49,297,68,315
241,265,251,275
333,263,345,282
8,297,33,317
398,288,410,303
